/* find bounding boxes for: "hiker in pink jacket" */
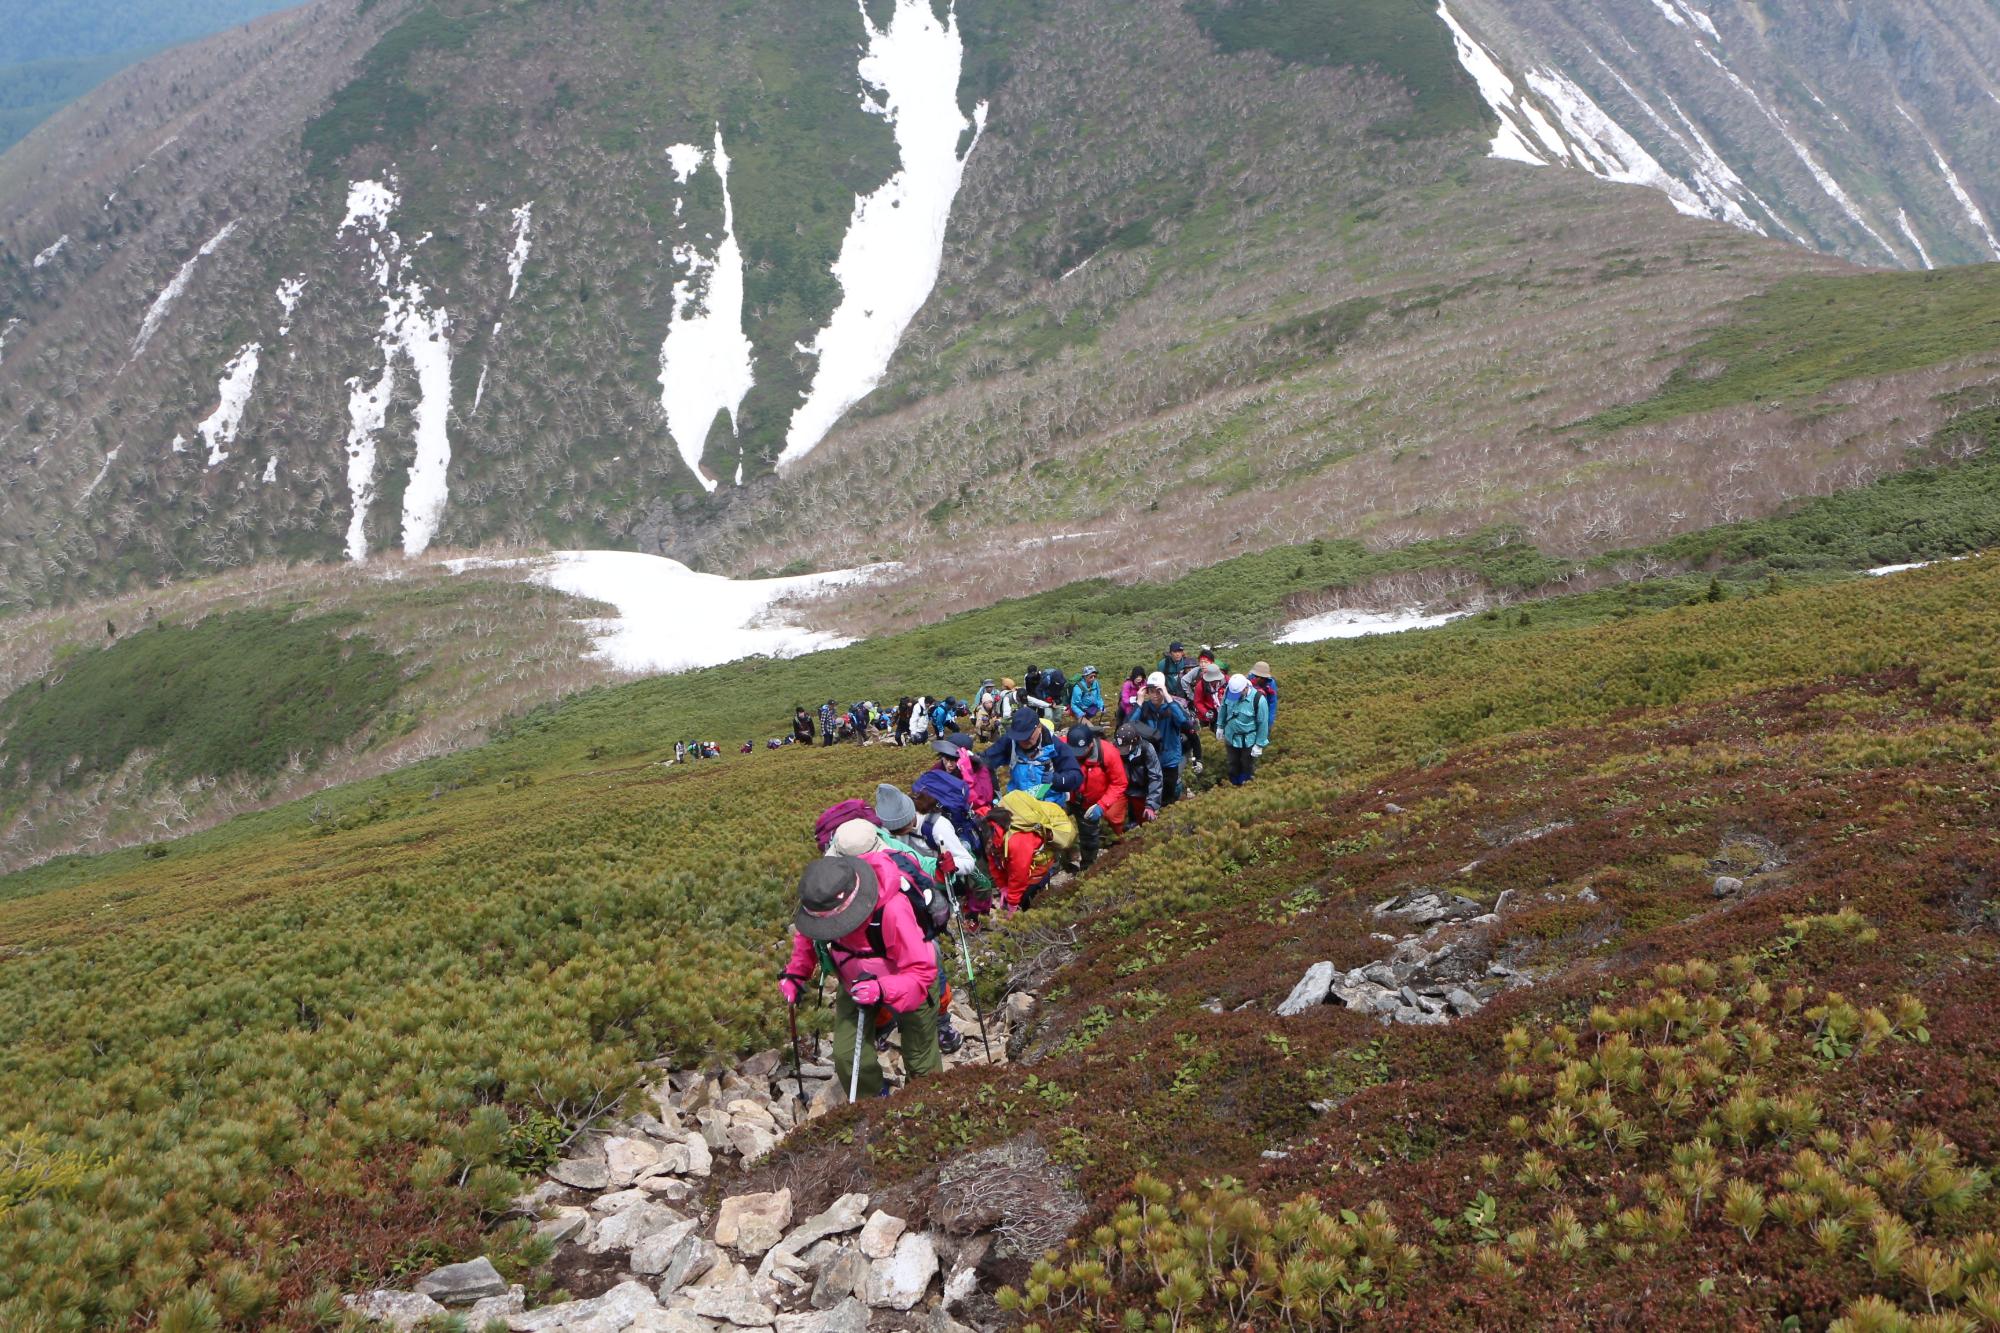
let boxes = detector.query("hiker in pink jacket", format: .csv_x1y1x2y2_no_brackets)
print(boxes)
779,852,943,1099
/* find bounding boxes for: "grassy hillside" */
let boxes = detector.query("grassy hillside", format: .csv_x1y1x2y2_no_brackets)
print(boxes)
2,463,1999,1325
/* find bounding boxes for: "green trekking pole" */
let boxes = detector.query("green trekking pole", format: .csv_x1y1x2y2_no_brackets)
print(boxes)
941,875,995,1065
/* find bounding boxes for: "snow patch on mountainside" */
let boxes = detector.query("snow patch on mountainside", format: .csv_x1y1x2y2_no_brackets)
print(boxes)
1437,3,1545,166
449,550,888,674
658,130,755,493
337,178,458,560
1277,607,1471,644
32,235,69,268
276,276,306,336
1896,211,1935,270
780,0,988,468
1896,108,2000,260
130,221,238,359
196,343,261,468
1525,69,1713,221
507,203,534,300
82,447,121,499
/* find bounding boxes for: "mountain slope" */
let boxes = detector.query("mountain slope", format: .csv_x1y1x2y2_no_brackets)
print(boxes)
1440,0,2000,267
1,0,1996,628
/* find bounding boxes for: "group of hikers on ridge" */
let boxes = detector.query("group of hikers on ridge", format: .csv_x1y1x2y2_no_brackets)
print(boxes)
777,645,1278,1100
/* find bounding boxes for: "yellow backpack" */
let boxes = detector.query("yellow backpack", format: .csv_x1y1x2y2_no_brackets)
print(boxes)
997,789,1078,854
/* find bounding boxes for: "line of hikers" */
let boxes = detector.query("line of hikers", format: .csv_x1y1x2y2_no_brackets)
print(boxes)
777,645,1278,1100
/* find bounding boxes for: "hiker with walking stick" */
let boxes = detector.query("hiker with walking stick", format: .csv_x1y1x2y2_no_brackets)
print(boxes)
779,855,942,1102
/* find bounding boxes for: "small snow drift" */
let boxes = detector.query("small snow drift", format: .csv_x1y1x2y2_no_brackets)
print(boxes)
1275,607,1470,644
506,203,535,300
779,0,988,469
449,551,886,674
658,130,755,493
196,343,262,468
131,221,239,360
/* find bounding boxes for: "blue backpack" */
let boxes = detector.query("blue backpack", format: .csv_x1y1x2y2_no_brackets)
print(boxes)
914,769,984,859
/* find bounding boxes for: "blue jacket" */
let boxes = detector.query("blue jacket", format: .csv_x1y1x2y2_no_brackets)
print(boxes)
1136,698,1192,768
1070,678,1103,715
981,732,1083,797
1218,690,1270,749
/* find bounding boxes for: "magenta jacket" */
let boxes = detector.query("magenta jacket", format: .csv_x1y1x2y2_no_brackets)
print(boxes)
785,850,937,1014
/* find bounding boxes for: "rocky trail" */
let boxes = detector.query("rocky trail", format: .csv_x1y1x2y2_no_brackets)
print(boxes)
342,983,1038,1333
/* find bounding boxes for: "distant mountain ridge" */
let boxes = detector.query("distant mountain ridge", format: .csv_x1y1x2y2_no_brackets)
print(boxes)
0,0,302,152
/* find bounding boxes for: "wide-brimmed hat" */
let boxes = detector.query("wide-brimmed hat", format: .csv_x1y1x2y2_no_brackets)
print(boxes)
828,819,883,858
795,856,879,941
1250,661,1273,679
874,782,917,830
1008,711,1044,743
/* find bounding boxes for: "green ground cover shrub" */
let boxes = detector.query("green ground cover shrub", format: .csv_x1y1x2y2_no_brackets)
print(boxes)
1185,0,1487,138
0,608,401,790
2,487,1999,1325
1584,264,2000,433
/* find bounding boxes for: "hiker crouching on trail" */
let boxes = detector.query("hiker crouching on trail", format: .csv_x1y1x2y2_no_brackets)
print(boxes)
1066,723,1127,870
781,855,943,1101
983,801,1058,912
982,710,1083,799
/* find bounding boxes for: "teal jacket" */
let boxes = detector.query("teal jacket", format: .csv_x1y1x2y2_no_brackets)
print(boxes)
1218,690,1269,749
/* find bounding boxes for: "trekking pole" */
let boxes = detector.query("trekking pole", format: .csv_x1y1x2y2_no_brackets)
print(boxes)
848,973,874,1104
786,1003,807,1108
942,876,995,1065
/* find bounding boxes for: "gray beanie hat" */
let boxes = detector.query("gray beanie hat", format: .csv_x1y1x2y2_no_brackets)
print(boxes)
874,782,917,831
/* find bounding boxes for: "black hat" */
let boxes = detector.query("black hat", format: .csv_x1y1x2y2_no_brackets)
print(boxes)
794,856,879,941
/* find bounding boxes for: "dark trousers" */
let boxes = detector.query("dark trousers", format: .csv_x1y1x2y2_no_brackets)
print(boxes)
1159,765,1181,806
1074,806,1104,869
1227,744,1258,786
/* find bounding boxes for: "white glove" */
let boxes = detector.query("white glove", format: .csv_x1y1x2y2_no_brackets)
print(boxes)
1251,746,1263,758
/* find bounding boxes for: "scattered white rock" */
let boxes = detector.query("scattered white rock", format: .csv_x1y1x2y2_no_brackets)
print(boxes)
414,1255,508,1305
716,1190,792,1256
343,1290,446,1329
1277,962,1336,1016
856,1212,907,1261
865,1231,937,1311
593,1201,690,1255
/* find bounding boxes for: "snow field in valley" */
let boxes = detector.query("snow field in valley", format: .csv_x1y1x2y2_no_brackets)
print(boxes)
448,550,892,674
1275,607,1472,644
